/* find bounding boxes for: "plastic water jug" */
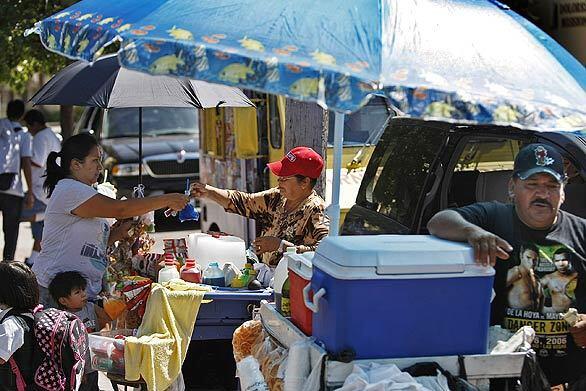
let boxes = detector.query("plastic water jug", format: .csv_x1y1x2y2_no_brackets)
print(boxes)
223,262,241,287
158,254,180,283
180,259,202,283
203,262,226,287
190,234,246,270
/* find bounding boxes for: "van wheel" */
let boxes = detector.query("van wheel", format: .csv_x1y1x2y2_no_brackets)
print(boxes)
209,223,220,233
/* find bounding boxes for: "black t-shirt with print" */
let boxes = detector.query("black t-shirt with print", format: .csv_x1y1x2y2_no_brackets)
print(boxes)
455,201,586,385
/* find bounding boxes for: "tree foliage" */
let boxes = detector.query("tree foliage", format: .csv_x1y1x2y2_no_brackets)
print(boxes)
0,1,76,92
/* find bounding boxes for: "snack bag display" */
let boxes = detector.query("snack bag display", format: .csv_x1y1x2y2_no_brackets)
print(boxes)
163,238,188,261
132,252,164,279
116,276,152,329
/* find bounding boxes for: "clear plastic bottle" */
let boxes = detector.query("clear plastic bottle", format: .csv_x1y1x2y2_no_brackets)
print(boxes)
243,263,254,285
158,254,180,283
203,262,226,287
180,259,202,283
274,247,296,314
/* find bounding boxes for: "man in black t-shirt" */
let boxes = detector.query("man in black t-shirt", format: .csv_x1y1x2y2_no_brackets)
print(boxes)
428,143,586,387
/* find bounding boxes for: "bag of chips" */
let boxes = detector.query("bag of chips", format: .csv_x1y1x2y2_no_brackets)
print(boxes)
163,238,188,261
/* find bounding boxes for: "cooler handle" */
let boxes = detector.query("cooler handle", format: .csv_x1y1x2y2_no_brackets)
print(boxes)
303,284,326,313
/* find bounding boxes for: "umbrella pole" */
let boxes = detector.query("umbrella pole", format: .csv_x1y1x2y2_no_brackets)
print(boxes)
328,112,344,236
139,107,143,185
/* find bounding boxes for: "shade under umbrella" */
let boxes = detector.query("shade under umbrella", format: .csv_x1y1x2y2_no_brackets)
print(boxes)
30,54,254,109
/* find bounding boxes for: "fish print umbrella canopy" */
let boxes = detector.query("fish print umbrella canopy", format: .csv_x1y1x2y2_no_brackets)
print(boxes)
29,0,586,130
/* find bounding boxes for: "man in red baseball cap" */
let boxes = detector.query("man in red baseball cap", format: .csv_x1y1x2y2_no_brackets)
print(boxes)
191,146,329,270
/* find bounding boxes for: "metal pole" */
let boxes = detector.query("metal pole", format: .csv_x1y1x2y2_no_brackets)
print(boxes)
139,107,143,185
327,112,344,236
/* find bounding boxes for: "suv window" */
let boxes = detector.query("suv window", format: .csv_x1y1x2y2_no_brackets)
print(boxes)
447,138,523,208
360,122,447,227
455,138,520,172
102,107,198,138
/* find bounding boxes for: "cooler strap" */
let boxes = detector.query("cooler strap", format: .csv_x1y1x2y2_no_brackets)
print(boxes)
457,355,468,380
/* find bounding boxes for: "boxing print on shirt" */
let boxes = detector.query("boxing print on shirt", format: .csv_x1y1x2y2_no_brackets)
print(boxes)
503,243,578,358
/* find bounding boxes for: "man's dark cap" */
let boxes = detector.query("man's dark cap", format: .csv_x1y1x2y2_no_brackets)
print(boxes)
513,143,565,183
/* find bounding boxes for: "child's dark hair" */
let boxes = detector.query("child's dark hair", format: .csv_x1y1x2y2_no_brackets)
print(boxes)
23,109,46,127
48,271,88,306
44,133,98,198
0,261,39,310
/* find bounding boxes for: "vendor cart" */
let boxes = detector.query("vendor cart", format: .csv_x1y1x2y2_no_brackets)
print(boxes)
257,302,527,390
195,288,273,340
184,288,273,390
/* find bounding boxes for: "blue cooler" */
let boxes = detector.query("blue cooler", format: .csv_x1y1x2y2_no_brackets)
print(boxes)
304,235,494,359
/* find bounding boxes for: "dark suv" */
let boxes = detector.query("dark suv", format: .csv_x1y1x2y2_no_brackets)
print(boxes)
75,107,200,197
342,117,586,235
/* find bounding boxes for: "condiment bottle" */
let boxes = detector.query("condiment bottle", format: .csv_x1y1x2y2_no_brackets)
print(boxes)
158,254,180,283
180,259,202,283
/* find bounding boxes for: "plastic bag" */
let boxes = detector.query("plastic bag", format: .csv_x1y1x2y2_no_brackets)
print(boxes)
233,320,264,362
519,351,549,391
132,185,155,232
237,356,269,391
251,333,286,391
224,262,243,287
403,362,479,391
178,202,200,222
114,276,152,329
132,252,163,280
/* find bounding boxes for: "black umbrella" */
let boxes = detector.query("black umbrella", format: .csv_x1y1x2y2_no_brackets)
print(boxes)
30,54,253,184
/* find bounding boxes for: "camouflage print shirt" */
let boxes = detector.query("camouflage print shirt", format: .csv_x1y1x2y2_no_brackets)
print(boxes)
225,188,330,266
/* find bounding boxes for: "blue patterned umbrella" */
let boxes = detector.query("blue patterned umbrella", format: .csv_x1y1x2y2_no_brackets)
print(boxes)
28,0,586,234
28,0,585,130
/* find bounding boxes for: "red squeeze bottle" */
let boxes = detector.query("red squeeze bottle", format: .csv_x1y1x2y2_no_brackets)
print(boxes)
180,259,202,283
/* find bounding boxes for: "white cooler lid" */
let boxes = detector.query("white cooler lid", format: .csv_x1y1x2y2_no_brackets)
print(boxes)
286,251,314,280
314,235,492,278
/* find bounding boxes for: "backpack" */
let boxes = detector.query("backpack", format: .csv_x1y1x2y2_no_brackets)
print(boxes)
33,308,88,391
0,308,89,391
0,309,35,391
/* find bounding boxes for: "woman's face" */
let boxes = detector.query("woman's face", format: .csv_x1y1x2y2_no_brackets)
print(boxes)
277,175,309,200
72,146,103,185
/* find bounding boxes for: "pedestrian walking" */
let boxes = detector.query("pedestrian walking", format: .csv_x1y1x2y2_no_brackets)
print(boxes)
20,109,61,266
0,100,33,260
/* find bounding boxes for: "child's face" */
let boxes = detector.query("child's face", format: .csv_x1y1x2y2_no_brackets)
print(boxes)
58,287,88,312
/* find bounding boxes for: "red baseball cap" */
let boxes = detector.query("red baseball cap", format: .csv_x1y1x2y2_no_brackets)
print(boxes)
267,146,324,179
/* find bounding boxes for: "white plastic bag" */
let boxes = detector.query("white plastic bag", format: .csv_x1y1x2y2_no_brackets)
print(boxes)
237,356,269,391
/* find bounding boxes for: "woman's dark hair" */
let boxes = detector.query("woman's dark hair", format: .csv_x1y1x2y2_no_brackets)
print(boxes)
44,133,98,197
295,174,317,188
0,261,39,310
48,271,87,306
